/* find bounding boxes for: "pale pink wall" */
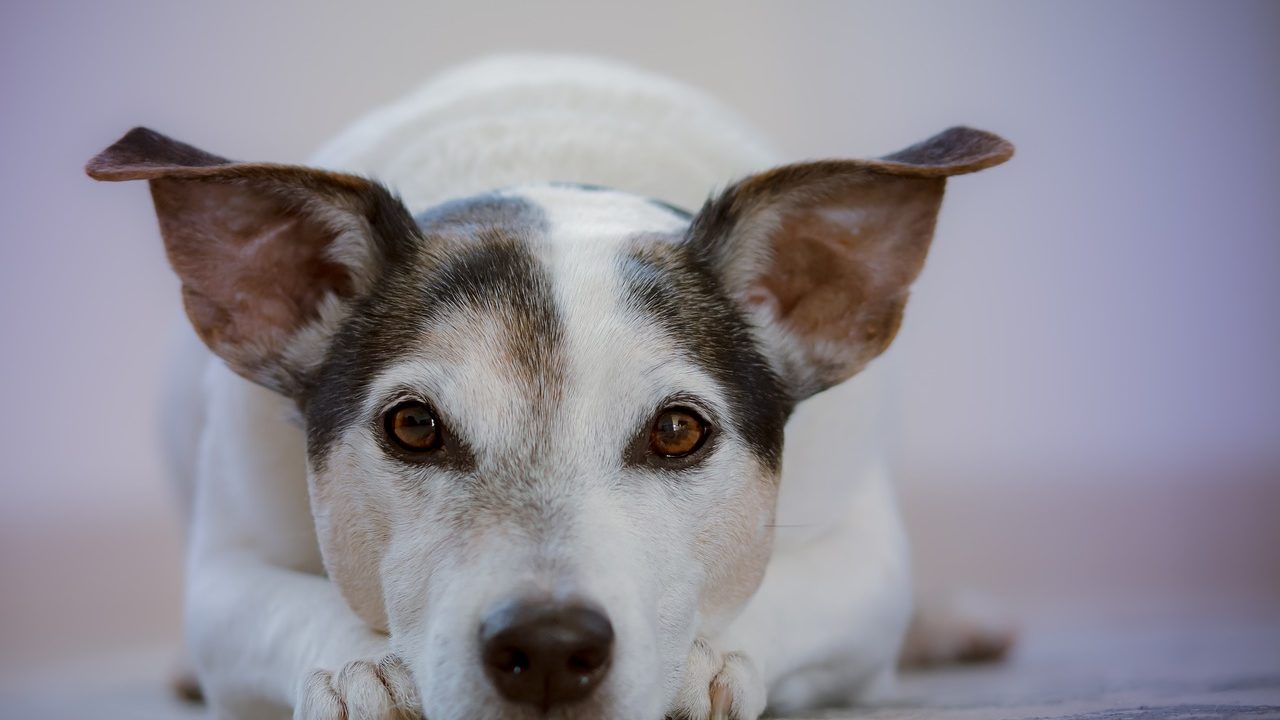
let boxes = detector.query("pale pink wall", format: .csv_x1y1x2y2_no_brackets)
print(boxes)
1,0,1276,675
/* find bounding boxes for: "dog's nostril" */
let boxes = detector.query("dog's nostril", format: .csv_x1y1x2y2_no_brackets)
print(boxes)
488,646,531,675
480,600,614,710
567,647,608,674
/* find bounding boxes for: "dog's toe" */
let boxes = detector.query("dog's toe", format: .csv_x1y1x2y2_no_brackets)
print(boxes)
667,639,765,720
296,655,421,720
710,651,766,720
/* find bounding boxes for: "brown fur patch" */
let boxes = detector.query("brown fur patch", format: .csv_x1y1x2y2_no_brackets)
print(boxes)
156,179,357,378
754,174,944,386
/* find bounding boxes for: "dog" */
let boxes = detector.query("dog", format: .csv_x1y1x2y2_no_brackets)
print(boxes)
86,56,1013,720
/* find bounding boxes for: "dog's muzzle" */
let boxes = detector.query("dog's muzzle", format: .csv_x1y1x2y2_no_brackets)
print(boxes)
479,599,615,711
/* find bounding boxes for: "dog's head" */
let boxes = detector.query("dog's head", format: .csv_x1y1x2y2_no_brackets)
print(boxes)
88,126,1010,719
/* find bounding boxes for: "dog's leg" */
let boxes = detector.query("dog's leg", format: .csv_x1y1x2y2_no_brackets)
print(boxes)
188,556,425,720
701,467,914,717
185,552,394,716
160,324,211,704
184,363,418,719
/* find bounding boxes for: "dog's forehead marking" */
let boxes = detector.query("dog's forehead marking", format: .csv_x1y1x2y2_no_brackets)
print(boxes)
416,184,722,471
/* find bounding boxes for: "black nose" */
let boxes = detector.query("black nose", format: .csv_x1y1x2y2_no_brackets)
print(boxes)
480,600,614,711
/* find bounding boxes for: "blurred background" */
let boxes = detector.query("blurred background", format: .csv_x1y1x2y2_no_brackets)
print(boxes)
1,0,1277,713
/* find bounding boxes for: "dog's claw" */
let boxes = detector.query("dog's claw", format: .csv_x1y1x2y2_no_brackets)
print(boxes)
709,678,732,720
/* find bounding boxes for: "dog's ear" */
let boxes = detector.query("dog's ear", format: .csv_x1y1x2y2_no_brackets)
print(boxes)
87,127,417,396
689,127,1013,398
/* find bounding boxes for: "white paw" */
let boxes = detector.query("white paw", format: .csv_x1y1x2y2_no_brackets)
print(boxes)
295,655,423,720
667,639,766,720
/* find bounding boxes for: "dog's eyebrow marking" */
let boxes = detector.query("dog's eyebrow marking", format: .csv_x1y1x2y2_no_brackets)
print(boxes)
303,194,562,471
619,236,792,471
429,237,564,388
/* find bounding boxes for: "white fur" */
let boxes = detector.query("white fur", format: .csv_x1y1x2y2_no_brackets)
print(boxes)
172,55,913,719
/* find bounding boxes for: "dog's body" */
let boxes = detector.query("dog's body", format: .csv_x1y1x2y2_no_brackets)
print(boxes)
93,56,1012,719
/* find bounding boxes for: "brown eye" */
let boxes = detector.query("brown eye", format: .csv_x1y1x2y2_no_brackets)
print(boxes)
649,407,709,458
384,401,442,453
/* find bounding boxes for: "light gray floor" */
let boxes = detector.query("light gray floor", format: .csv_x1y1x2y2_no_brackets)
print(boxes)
4,620,1278,720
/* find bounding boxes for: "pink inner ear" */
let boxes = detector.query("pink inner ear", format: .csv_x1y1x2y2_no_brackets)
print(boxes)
745,175,944,388
153,179,354,375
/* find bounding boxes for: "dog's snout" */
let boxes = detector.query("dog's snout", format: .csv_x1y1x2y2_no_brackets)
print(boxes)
480,600,614,710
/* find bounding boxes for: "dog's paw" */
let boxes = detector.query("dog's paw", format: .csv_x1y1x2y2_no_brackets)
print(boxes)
666,639,766,720
899,590,1017,668
295,655,423,720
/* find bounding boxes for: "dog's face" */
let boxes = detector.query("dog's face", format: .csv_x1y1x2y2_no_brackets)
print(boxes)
304,186,791,718
88,127,1010,719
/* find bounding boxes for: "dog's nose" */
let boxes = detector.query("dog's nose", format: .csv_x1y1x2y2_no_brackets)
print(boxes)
480,600,614,710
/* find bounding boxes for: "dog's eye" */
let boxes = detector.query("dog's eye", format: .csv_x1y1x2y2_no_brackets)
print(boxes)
649,407,709,458
384,401,443,453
